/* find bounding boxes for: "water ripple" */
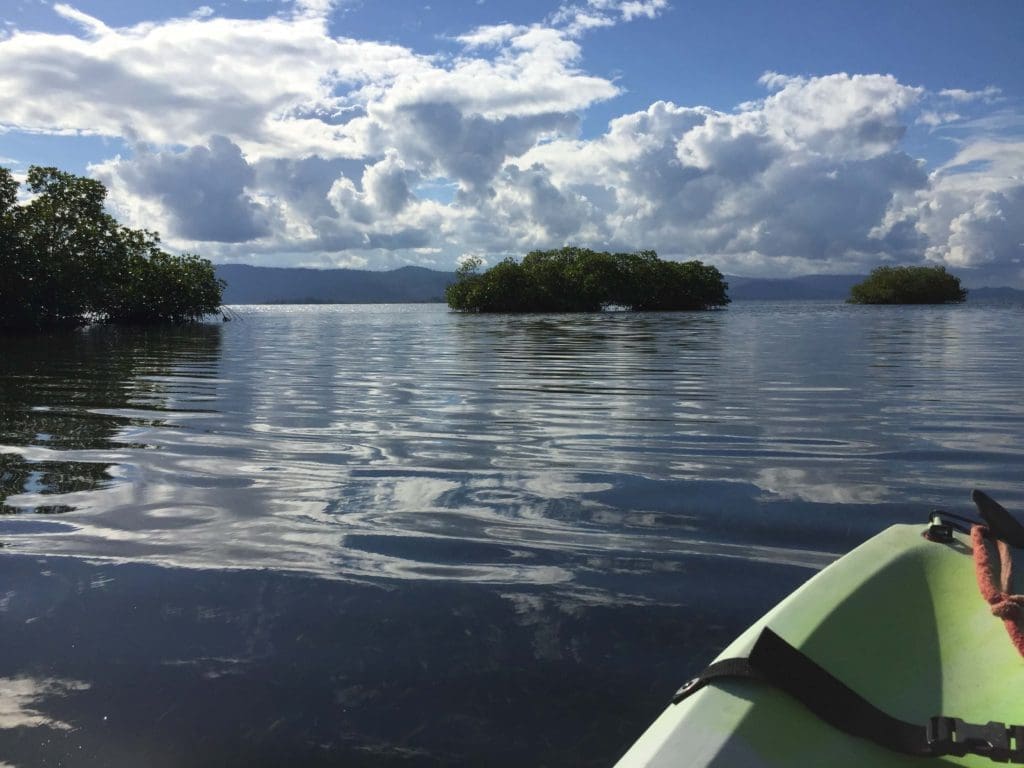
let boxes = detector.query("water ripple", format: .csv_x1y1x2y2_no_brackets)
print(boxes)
2,303,1024,600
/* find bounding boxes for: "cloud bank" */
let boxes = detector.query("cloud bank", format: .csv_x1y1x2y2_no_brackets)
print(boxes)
0,2,1021,281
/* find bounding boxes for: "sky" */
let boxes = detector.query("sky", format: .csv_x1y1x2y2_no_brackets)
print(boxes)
1,1,1022,284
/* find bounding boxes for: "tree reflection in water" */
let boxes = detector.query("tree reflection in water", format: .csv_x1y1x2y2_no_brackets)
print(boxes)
0,325,222,514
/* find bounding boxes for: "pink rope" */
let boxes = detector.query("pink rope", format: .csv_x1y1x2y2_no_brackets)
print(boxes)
972,525,1024,657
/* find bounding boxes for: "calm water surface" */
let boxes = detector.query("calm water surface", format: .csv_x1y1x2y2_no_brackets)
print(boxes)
1,302,1023,766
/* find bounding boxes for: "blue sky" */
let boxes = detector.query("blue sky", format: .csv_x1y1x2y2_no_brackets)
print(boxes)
1,1,1023,283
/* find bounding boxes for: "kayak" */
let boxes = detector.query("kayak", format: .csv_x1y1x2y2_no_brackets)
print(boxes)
614,492,1024,767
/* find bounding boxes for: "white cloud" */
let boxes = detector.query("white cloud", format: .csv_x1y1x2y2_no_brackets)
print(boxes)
752,73,921,159
551,0,668,36
758,71,798,91
938,86,1001,103
92,136,275,243
0,677,90,731
0,9,432,156
1,4,1022,281
915,141,1024,273
561,10,617,37
916,111,961,127
619,1,670,22
513,74,928,271
456,23,528,49
290,0,340,21
362,151,415,215
52,4,111,37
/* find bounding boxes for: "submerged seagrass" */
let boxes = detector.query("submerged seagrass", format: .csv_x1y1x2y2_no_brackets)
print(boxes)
446,247,730,312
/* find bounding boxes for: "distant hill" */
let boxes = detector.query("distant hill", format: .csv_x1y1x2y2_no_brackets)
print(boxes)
216,264,454,304
725,274,864,301
725,275,1024,302
215,264,1024,305
968,286,1024,303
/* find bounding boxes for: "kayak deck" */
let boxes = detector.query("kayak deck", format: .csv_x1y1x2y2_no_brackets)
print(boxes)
614,524,1024,767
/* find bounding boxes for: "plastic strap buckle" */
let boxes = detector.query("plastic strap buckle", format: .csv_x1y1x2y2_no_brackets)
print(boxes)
927,716,1024,762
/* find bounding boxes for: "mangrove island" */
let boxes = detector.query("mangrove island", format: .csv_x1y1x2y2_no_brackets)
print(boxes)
1,166,224,331
446,247,730,313
848,265,967,305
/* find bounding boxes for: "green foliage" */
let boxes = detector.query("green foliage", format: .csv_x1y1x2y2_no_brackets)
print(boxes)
848,265,967,305
0,165,224,330
446,247,730,313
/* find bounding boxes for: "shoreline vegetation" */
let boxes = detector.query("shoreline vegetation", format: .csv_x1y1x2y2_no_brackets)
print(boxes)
1,166,224,332
0,163,976,324
848,265,967,305
445,247,730,313
212,265,1024,304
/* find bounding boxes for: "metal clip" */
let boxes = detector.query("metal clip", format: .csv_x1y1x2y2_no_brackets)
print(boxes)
671,678,701,704
924,512,954,543
927,716,1024,763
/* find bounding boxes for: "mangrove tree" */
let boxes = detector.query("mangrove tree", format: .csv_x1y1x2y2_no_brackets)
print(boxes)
848,265,967,305
0,166,224,330
446,247,730,312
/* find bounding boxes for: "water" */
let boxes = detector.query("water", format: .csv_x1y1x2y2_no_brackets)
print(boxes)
1,301,1023,766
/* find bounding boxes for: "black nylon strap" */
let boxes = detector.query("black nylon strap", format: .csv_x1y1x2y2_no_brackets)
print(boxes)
749,628,932,756
973,489,1024,548
671,657,760,704
672,627,1024,762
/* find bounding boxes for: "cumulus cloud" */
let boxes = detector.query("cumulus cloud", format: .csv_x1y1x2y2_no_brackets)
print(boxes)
0,7,431,155
758,71,798,92
381,103,579,199
916,111,961,127
757,74,920,158
504,163,594,240
513,74,930,271
942,190,1024,269
53,3,110,37
618,1,671,22
456,23,528,49
938,86,1002,103
362,152,415,215
553,0,669,35
916,141,1024,273
1,3,1022,281
93,136,273,242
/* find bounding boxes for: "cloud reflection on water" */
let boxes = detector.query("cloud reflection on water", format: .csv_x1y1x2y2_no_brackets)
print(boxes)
0,676,90,732
3,303,1024,767
1,304,1024,597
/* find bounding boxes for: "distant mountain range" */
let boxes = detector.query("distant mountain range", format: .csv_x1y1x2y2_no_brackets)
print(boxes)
217,264,453,304
966,286,1024,302
726,274,1024,302
216,264,1024,304
725,274,863,300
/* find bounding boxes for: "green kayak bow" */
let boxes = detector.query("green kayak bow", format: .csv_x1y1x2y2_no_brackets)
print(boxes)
615,492,1024,767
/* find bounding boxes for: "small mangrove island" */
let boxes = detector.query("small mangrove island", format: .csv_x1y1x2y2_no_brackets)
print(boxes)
446,247,730,313
848,265,967,305
1,166,224,331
